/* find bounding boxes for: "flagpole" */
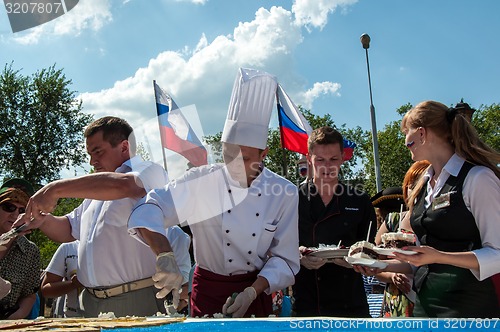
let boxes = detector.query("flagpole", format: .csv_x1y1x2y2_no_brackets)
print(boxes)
153,80,168,172
281,147,288,178
360,34,382,192
275,90,289,177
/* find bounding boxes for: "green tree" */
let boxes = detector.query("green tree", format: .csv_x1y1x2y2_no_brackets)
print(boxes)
0,63,93,186
362,103,414,195
361,101,499,196
472,103,499,152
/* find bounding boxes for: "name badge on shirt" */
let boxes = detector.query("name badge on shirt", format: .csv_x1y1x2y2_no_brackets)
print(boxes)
432,191,454,210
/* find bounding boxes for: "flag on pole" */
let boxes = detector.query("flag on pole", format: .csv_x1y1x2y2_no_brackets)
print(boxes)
343,138,356,161
276,84,313,155
154,81,208,167
276,83,356,160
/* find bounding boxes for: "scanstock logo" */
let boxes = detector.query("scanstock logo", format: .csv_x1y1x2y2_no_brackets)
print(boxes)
3,0,79,33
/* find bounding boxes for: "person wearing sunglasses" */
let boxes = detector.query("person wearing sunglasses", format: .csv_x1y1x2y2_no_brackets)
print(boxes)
0,179,41,319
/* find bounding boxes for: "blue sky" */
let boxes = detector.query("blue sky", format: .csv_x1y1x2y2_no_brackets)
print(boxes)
1,0,499,177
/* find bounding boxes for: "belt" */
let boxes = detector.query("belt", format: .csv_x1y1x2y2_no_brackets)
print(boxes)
86,277,154,299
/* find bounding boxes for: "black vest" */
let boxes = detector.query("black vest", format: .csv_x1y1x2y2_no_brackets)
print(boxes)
412,162,481,252
411,162,499,318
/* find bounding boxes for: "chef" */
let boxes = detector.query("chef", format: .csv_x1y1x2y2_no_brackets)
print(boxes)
128,68,300,318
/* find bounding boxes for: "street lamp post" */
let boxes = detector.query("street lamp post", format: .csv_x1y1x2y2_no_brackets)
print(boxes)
360,33,382,192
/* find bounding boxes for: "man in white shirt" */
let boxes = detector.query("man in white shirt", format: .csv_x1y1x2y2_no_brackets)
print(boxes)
18,116,190,317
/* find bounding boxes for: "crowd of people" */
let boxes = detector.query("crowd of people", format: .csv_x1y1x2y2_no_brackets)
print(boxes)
1,68,498,319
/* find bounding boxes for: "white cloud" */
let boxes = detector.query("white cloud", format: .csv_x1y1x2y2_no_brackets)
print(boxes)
12,0,112,45
193,33,208,54
300,81,341,109
175,0,208,4
78,2,354,173
80,6,304,132
292,0,357,30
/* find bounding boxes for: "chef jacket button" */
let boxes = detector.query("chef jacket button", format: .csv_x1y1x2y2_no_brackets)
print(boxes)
228,210,231,213
226,229,230,233
228,189,231,193
229,259,233,262
258,193,261,197
248,251,252,254
256,213,259,217
227,243,230,246
252,233,256,237
247,262,250,265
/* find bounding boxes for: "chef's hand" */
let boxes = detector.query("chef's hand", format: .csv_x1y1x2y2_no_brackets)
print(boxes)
222,287,257,318
154,252,183,308
0,277,11,300
299,246,326,270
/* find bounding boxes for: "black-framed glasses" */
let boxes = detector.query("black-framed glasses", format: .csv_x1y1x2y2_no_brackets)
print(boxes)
0,202,26,214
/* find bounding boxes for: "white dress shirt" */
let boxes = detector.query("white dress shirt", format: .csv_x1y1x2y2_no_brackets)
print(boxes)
129,164,300,294
422,153,500,280
66,156,171,288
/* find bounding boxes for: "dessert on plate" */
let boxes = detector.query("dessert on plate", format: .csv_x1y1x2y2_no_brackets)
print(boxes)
348,241,379,260
381,230,416,249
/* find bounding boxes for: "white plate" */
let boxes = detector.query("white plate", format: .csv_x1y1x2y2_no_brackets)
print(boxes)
344,256,388,269
308,248,349,259
373,247,418,256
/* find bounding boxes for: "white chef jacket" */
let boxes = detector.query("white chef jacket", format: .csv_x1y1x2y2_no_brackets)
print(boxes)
421,153,500,280
166,226,191,284
129,164,300,295
65,156,173,288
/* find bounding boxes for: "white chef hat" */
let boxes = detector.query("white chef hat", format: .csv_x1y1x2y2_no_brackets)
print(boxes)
221,68,278,149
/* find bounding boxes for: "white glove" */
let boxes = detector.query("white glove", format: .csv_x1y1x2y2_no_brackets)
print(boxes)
153,252,184,308
299,247,326,270
0,276,11,300
222,286,257,318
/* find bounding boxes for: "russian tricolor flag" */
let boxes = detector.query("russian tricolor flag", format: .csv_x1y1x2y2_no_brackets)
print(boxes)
154,81,207,167
277,84,356,160
277,85,312,155
343,138,356,161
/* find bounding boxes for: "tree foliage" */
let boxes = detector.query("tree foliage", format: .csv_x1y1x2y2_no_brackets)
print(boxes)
472,103,499,152
0,63,91,267
361,103,414,195
0,63,93,186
